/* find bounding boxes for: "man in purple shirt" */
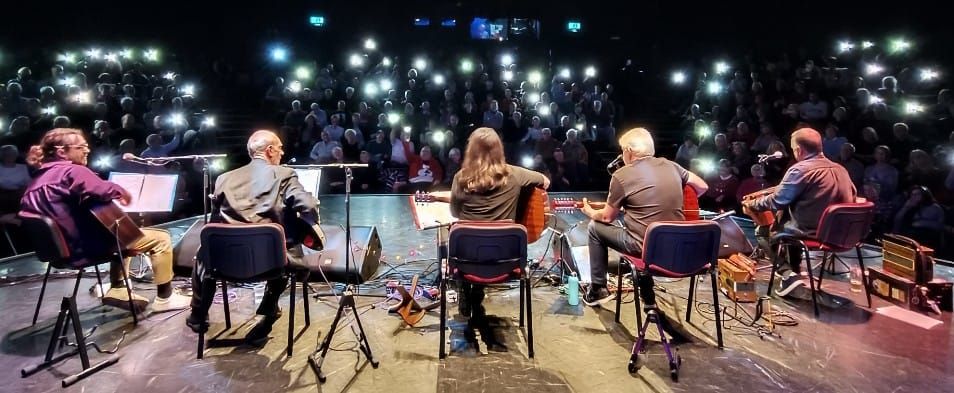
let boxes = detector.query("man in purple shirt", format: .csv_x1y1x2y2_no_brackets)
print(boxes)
20,128,190,312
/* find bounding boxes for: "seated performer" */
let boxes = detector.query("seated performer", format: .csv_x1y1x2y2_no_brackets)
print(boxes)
448,127,549,320
579,127,709,306
187,130,322,345
742,128,855,298
20,128,190,312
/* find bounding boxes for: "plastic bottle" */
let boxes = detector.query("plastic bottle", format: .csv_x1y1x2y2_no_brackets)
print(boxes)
567,273,580,306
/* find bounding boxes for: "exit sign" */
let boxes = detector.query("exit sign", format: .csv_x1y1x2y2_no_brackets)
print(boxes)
309,16,325,27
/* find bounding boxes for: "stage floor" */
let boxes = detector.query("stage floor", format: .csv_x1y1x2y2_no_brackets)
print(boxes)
2,194,953,392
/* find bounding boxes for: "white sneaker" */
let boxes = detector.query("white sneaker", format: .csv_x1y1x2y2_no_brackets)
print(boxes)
151,292,191,313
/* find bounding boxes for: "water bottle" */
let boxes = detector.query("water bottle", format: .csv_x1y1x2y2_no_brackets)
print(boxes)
567,273,580,306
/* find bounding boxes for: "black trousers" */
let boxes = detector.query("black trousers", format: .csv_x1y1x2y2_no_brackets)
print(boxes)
587,220,656,306
189,260,289,320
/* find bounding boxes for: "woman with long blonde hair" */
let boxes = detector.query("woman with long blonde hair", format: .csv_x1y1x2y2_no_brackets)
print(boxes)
448,127,549,320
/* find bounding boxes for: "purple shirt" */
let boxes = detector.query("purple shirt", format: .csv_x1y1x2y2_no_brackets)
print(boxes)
20,161,126,257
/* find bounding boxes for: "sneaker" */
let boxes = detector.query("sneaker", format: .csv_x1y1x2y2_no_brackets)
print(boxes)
583,286,613,306
775,274,807,298
152,292,191,313
102,287,149,312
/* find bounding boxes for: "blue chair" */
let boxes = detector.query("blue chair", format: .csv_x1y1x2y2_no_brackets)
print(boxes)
440,220,533,359
614,220,723,381
196,223,310,358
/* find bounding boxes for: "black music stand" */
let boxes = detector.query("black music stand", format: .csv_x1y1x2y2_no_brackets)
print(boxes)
293,163,379,383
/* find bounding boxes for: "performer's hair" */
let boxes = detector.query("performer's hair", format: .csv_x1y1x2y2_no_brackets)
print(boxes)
26,128,84,167
458,127,510,193
619,127,655,158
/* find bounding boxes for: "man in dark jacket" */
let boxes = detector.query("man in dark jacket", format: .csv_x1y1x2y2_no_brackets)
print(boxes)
187,130,323,344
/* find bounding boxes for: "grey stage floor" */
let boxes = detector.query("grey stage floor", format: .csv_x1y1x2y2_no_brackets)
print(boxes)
1,194,953,392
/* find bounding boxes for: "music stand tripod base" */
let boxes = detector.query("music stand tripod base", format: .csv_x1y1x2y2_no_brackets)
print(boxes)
308,286,380,382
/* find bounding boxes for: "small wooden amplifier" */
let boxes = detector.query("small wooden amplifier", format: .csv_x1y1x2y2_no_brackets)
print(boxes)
718,253,758,303
881,234,934,284
867,267,953,313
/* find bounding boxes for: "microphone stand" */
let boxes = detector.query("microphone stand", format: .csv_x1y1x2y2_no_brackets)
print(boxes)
306,162,379,383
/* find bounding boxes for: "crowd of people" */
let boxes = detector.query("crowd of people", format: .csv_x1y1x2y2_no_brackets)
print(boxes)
0,47,218,256
675,43,954,254
265,49,614,194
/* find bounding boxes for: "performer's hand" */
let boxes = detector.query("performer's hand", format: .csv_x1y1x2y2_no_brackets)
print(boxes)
117,188,133,206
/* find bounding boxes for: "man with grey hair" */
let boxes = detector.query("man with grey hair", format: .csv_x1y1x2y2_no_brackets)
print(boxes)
187,130,322,345
579,127,709,306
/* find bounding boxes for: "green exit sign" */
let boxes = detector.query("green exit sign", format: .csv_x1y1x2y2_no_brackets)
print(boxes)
567,21,581,33
309,16,325,27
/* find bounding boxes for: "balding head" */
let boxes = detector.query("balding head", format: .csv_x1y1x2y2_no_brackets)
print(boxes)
247,130,283,164
618,127,655,164
790,127,823,160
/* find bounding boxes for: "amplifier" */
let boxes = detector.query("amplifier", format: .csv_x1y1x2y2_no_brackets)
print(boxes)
882,234,934,284
868,267,953,313
717,253,757,303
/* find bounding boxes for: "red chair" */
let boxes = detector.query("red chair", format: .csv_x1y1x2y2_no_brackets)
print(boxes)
439,220,533,359
766,202,876,317
614,221,723,381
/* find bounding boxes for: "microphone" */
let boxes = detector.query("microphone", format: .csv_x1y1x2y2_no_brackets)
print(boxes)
606,154,625,174
122,153,150,164
757,151,784,164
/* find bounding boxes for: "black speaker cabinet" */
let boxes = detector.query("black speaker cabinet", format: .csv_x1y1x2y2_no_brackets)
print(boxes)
302,225,382,284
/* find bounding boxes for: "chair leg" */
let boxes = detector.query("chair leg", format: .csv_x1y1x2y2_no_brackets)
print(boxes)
117,259,138,324
221,281,231,329
288,276,296,357
802,246,820,317
633,270,643,332
519,276,525,328
33,264,53,326
817,251,828,287
686,275,697,323
525,276,534,358
439,277,447,359
710,269,724,349
615,258,623,323
856,246,872,308
766,242,784,298
197,330,205,359
93,265,105,297
302,281,310,326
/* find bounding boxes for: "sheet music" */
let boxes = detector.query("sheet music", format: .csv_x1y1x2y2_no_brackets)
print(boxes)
108,172,179,213
295,169,322,196
408,195,458,230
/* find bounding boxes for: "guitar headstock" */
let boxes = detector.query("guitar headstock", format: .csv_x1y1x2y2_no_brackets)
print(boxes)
550,197,581,211
414,191,435,203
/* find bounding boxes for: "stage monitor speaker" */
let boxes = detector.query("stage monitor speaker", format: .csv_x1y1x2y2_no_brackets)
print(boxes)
712,215,754,257
302,225,382,284
174,219,204,270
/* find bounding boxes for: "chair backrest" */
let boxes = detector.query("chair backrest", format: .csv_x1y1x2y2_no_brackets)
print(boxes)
448,220,528,284
18,212,73,268
642,221,722,277
815,202,875,251
199,223,287,282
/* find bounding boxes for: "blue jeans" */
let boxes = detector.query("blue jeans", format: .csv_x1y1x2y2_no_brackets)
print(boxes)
587,220,657,306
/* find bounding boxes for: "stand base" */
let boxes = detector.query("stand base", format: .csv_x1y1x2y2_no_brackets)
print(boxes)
309,288,379,383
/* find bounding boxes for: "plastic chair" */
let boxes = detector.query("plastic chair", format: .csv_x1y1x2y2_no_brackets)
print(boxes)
439,220,533,359
614,220,723,381
766,202,876,317
196,223,310,358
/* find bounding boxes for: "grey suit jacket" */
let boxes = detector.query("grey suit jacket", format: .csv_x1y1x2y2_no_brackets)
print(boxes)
211,158,323,265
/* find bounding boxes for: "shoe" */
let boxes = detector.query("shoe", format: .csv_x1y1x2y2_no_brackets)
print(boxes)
775,274,807,298
102,287,149,312
152,292,191,313
244,315,280,346
186,312,209,334
583,286,613,306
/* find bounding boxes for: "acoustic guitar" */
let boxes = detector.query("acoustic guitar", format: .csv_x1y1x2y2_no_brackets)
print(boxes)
88,202,145,249
549,185,701,221
415,187,550,243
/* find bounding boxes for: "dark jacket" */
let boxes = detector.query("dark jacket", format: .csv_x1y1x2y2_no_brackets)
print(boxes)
212,158,321,264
